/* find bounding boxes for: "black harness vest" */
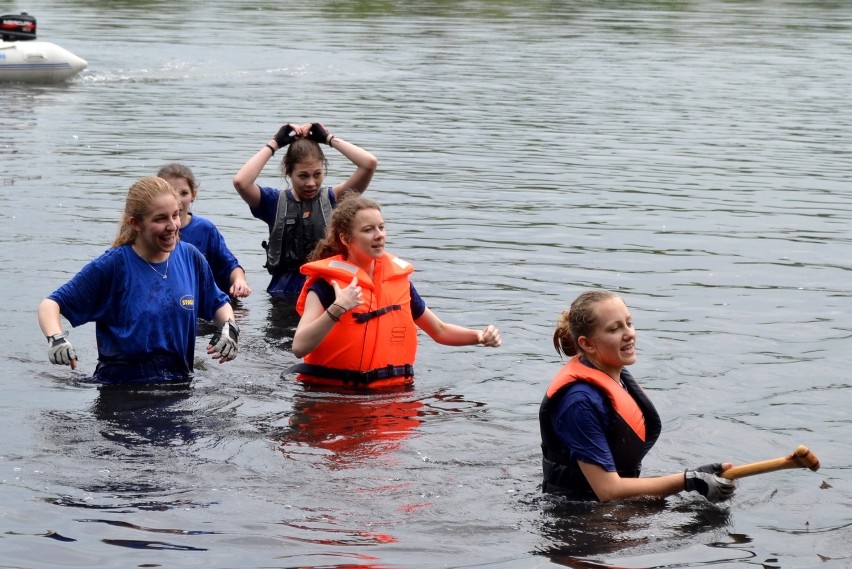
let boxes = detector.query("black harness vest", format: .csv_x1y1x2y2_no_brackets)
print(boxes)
262,188,333,274
539,360,662,500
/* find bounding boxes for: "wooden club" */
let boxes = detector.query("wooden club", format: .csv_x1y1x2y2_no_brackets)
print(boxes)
720,445,820,480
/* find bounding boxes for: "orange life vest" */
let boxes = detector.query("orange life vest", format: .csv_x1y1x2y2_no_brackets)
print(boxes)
545,356,647,441
293,253,418,389
539,355,661,498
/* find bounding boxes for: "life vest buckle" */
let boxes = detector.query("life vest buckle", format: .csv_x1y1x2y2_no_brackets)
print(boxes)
354,304,402,324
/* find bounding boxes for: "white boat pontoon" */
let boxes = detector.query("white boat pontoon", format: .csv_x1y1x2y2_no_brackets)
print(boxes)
0,13,87,82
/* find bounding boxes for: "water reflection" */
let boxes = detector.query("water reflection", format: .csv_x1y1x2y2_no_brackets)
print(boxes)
265,295,302,352
535,495,734,566
92,383,196,447
552,531,762,569
537,497,668,562
37,383,217,513
280,386,423,468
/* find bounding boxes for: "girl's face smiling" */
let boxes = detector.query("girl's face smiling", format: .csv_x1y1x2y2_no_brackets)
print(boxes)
344,208,385,265
289,159,325,201
580,297,636,381
131,194,181,261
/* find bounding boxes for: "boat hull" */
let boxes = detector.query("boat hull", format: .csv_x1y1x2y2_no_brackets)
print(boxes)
0,40,87,82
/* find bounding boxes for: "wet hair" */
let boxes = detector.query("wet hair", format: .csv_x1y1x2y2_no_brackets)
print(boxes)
156,163,199,196
307,194,381,261
112,177,180,247
281,138,328,178
553,290,621,358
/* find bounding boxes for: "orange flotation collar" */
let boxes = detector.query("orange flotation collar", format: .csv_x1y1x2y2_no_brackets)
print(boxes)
545,356,646,441
293,253,418,389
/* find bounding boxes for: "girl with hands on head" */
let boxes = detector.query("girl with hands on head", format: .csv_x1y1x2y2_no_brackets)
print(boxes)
540,290,736,503
290,195,501,390
233,120,378,300
38,176,239,385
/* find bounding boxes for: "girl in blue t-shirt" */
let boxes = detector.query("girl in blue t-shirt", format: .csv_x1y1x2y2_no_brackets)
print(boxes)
157,162,252,299
37,176,240,384
233,121,378,298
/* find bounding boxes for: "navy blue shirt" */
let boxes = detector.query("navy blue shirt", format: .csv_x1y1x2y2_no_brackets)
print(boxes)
551,382,618,472
179,213,241,296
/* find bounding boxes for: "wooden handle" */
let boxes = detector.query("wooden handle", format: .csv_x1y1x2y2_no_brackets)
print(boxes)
721,445,820,480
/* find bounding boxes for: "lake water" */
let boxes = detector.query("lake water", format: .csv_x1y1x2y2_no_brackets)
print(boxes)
2,1,850,567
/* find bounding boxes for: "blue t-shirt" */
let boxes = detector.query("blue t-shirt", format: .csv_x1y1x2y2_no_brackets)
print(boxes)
49,242,230,384
249,186,336,297
308,279,427,320
551,382,618,472
179,213,241,296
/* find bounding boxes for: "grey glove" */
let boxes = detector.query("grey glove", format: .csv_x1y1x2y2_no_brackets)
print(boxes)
684,463,735,503
47,331,77,366
209,320,239,361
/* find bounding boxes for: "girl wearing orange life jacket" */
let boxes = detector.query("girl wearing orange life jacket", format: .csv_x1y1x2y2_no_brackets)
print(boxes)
540,290,737,503
291,195,501,390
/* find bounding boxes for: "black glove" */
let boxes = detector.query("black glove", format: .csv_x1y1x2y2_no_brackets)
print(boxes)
684,463,735,503
209,320,239,361
47,332,77,366
308,122,331,145
273,124,296,148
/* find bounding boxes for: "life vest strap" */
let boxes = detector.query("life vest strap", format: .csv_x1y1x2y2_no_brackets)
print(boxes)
289,362,414,387
354,304,401,324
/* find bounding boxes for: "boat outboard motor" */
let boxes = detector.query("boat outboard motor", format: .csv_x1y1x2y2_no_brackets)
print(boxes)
1,12,37,41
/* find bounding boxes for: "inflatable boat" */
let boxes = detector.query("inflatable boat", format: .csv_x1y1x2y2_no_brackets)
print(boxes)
0,13,87,82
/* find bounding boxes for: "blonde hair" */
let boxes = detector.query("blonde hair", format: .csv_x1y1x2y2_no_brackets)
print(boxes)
307,194,381,261
553,290,621,358
112,177,180,247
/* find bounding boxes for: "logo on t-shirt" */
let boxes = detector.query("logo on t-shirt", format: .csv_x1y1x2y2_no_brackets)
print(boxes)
180,295,195,310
